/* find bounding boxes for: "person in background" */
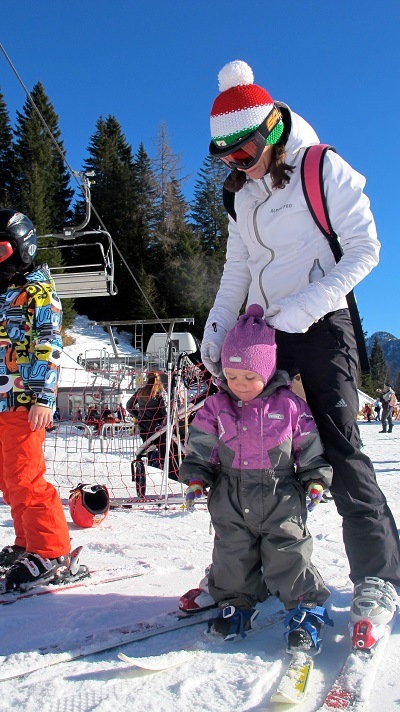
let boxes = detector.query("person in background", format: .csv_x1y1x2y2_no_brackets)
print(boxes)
362,403,372,422
180,305,333,651
373,398,381,421
0,209,72,591
380,384,396,434
116,402,126,422
186,60,399,640
131,371,167,440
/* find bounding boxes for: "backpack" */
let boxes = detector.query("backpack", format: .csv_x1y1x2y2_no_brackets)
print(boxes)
223,144,370,373
389,392,397,408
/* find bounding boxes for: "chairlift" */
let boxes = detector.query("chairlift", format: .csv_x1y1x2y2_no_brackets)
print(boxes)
36,172,118,299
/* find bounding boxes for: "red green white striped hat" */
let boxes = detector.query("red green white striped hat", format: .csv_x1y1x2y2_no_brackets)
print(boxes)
210,60,284,148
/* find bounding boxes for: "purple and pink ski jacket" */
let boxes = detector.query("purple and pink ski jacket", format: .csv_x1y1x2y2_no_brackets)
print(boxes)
179,371,332,491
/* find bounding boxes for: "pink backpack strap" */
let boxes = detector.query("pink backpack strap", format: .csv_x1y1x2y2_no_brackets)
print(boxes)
301,144,336,238
300,143,370,375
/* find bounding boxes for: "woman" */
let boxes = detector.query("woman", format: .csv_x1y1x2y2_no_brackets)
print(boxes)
133,372,167,439
190,60,400,639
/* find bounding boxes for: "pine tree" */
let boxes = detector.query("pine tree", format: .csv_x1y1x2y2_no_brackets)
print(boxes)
0,89,16,208
151,124,189,260
369,336,388,394
150,123,201,320
11,83,75,327
13,82,73,234
190,154,229,266
131,143,159,271
75,115,139,322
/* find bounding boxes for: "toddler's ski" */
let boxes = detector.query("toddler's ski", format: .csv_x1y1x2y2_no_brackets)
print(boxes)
117,650,194,671
271,651,314,704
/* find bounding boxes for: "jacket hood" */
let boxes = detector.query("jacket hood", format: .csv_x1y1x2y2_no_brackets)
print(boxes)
218,368,291,401
8,264,53,288
276,102,320,158
24,264,52,284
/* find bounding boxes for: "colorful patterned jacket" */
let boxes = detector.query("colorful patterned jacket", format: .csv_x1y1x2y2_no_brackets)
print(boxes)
0,265,62,412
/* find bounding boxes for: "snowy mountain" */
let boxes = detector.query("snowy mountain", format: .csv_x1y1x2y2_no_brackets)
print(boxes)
0,317,399,711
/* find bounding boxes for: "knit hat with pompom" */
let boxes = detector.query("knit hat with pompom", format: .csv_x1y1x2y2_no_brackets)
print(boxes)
221,304,277,385
210,60,284,148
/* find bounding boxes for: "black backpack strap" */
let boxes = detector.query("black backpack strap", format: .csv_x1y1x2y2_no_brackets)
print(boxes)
223,186,236,221
301,144,370,374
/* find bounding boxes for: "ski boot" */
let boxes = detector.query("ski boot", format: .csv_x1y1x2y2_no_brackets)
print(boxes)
0,544,25,573
5,546,89,592
207,604,259,641
284,602,333,654
178,587,217,616
350,577,398,651
178,564,217,616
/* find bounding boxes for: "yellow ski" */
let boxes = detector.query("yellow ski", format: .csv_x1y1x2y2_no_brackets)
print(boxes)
271,652,314,704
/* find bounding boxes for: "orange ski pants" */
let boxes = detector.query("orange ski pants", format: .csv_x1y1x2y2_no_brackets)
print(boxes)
0,411,70,558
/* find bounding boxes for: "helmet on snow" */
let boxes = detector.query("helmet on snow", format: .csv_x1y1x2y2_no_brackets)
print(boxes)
0,209,37,277
69,483,110,528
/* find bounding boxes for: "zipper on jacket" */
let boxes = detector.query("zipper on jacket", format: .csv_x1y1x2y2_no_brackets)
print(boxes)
252,178,273,309
252,178,272,248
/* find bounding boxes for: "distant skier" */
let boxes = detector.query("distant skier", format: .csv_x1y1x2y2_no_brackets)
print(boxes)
380,383,396,433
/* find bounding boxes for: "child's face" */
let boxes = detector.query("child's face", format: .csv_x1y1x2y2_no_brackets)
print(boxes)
224,368,265,401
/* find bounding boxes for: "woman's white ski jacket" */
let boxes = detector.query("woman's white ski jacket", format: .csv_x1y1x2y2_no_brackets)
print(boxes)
206,105,380,336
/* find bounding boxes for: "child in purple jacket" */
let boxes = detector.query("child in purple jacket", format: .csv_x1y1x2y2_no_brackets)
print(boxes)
179,304,333,652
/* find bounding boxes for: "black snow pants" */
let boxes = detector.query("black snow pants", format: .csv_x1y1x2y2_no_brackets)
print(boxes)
275,309,400,586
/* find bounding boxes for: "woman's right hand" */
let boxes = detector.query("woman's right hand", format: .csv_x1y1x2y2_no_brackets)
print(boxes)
201,307,238,376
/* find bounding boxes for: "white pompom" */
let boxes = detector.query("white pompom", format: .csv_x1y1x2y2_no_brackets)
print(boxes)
218,60,254,92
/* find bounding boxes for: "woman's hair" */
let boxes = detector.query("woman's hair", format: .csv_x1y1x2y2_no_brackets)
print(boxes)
140,371,164,399
224,143,295,194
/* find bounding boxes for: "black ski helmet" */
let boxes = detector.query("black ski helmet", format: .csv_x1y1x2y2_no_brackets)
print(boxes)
0,209,37,275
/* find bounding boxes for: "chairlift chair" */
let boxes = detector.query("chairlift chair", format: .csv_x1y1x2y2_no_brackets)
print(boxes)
36,171,118,299
37,235,118,298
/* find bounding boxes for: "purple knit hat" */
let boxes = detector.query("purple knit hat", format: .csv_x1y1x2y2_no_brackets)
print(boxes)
221,304,276,384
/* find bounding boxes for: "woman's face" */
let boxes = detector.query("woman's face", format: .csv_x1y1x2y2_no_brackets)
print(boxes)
238,144,274,180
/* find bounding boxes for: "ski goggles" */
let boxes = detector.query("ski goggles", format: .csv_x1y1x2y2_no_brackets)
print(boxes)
0,241,14,264
209,106,282,170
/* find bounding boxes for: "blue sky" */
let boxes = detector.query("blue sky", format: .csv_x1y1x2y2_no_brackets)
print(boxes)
1,0,398,338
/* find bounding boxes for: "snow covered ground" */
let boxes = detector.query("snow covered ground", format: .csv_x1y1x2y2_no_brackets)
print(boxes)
0,318,399,711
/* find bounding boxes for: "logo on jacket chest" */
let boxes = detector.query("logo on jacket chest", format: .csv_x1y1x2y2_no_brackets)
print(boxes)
270,204,292,213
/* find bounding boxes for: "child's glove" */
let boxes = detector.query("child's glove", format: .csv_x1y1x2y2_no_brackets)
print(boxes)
185,479,204,509
306,481,325,512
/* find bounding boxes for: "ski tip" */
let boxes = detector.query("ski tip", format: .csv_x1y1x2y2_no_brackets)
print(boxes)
271,656,314,704
117,650,195,671
118,652,132,663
